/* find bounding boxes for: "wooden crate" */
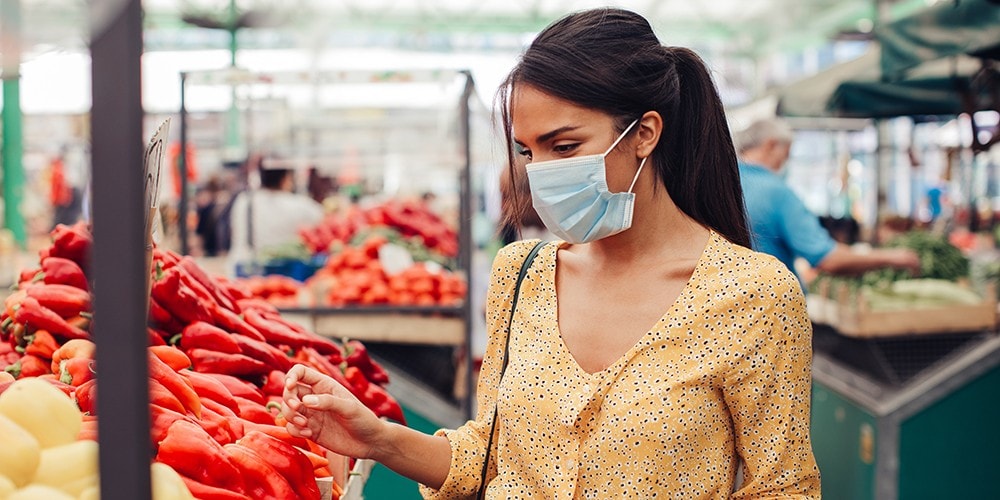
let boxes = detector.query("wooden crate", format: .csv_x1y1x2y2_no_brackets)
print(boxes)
808,281,998,338
318,458,375,500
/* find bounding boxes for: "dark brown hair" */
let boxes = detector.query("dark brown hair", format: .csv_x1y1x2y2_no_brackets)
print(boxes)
498,8,750,248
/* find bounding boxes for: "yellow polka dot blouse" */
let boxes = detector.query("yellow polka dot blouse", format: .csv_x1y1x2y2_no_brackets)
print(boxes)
420,233,821,499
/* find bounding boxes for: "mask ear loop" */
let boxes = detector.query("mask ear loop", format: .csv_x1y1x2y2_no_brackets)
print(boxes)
627,157,648,194
603,119,640,156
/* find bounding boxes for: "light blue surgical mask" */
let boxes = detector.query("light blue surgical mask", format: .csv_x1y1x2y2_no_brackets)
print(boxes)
526,119,647,243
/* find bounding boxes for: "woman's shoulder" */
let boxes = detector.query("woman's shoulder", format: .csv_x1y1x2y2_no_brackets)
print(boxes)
494,239,546,265
706,234,802,295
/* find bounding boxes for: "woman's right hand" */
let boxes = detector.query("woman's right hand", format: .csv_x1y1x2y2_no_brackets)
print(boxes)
281,364,387,459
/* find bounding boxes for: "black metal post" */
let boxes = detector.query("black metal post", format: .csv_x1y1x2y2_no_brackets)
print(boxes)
180,72,190,255
458,71,475,420
90,0,151,498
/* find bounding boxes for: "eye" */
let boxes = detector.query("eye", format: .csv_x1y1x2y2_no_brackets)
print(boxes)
554,143,579,154
514,145,532,161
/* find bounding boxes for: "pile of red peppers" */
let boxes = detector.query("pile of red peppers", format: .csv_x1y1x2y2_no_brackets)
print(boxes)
0,221,408,499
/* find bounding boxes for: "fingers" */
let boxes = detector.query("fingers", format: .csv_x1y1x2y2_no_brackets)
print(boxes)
284,363,330,390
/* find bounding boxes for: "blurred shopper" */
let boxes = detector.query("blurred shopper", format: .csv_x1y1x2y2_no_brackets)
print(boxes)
227,163,323,275
284,8,821,498
736,118,920,285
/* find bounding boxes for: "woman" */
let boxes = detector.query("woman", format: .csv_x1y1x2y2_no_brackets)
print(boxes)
283,8,821,498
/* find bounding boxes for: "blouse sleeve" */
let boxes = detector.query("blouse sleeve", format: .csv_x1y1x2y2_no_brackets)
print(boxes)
723,263,822,499
419,240,542,499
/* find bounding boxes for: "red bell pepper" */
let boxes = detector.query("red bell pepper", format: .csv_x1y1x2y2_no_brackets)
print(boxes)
241,421,310,449
231,334,294,372
345,366,405,424
223,443,297,499
59,356,95,386
49,221,92,272
155,419,246,493
39,257,89,291
345,339,389,385
14,296,90,340
233,396,275,425
74,378,97,415
297,346,353,392
18,267,42,286
210,306,267,343
150,403,192,449
23,283,91,318
152,247,181,270
261,310,344,357
242,308,313,348
149,345,192,372
4,354,51,379
149,377,187,415
189,348,270,378
24,329,60,360
261,369,285,397
50,338,95,374
151,267,213,325
198,403,238,445
148,351,202,418
179,321,241,354
201,397,245,440
148,328,167,346
201,372,266,405
178,476,252,500
148,297,182,334
180,370,241,414
178,256,238,312
237,430,321,500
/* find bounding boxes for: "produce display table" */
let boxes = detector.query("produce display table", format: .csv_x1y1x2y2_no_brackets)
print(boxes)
810,324,1000,499
280,306,465,346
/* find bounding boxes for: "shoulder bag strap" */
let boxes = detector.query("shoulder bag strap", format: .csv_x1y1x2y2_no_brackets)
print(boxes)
476,240,547,499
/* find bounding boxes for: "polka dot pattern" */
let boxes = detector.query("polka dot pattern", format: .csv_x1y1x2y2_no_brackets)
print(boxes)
420,232,821,499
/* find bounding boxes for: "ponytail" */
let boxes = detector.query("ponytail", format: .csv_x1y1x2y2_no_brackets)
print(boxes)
655,47,751,248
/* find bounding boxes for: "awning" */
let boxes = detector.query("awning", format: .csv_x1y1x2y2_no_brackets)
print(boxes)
878,0,1000,79
827,52,993,118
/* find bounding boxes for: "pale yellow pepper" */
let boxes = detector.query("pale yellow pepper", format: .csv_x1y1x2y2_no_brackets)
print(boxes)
0,378,82,449
0,413,41,487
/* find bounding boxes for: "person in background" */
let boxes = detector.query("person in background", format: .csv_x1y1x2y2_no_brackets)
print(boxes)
226,163,324,275
283,8,821,498
736,118,921,286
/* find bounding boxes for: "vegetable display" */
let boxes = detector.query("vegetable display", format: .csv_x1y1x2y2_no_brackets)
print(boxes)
0,222,406,499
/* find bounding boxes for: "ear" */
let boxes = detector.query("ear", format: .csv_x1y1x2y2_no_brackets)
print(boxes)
635,111,663,159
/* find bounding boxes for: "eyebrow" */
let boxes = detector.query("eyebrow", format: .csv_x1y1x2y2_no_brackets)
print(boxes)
513,125,582,146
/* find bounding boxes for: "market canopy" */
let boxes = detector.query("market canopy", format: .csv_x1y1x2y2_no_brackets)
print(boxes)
877,0,1000,79
826,51,993,118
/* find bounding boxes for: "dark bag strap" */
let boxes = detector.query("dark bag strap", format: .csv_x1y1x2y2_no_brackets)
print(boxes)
476,240,547,499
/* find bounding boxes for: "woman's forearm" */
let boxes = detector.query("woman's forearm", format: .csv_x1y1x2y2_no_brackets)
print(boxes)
370,422,453,489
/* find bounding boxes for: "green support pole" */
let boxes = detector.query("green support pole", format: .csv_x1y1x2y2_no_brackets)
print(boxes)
224,0,242,160
1,0,27,248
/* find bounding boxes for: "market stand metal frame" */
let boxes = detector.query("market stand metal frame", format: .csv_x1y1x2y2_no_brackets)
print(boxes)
90,0,152,498
177,68,479,419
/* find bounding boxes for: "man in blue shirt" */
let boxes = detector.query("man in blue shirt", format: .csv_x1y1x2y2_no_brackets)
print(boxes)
736,118,920,285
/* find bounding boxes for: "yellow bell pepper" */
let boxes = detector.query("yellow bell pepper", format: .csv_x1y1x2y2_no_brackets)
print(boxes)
0,474,16,497
0,413,41,487
31,440,99,496
0,377,81,448
78,485,100,500
6,484,76,500
152,462,196,500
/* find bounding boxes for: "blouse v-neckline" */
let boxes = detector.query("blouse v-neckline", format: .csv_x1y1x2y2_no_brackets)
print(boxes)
543,231,717,377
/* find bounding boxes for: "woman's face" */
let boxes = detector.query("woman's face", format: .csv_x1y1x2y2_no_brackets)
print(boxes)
510,84,640,193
